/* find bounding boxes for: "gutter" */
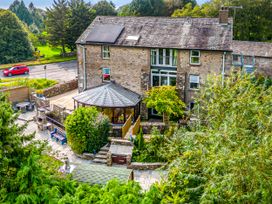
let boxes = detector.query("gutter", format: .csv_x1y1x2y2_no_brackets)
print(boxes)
222,51,226,86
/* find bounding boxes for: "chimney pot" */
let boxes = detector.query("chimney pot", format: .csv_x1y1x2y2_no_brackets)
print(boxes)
219,6,229,24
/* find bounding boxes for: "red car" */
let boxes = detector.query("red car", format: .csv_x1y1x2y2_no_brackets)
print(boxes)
3,64,29,77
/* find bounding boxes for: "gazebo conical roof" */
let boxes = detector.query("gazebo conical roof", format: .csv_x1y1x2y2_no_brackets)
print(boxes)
73,82,141,108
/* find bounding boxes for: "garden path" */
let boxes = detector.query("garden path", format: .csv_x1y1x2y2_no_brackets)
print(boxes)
16,113,166,190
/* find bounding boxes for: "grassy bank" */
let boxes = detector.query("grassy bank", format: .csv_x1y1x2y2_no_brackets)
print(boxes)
0,45,76,69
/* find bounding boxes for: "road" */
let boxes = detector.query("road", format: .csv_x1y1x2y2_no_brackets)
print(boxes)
0,61,77,82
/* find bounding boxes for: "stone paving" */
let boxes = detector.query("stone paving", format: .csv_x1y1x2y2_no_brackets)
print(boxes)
16,112,166,190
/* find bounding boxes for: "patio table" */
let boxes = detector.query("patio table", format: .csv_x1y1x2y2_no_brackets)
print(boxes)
16,102,30,113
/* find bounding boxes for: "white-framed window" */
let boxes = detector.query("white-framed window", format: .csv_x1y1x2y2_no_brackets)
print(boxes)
190,50,200,65
151,49,178,67
189,75,200,89
102,68,111,82
151,69,177,87
102,45,110,59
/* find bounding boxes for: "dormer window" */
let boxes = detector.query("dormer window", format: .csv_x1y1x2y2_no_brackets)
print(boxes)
102,45,110,59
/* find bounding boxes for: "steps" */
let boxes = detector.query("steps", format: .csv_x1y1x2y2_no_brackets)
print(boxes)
93,144,110,164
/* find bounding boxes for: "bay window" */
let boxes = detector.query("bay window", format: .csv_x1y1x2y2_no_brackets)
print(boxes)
151,69,177,87
151,48,177,67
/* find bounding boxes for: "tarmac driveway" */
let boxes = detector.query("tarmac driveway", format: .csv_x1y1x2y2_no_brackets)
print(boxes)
0,60,77,82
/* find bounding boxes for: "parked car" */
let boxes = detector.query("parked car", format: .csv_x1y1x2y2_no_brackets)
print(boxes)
3,65,29,77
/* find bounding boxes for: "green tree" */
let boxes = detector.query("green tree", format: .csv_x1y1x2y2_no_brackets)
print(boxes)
117,4,135,16
157,72,272,203
93,0,117,16
129,0,167,16
66,0,96,51
144,86,185,125
46,0,69,54
9,0,33,25
164,0,197,16
65,107,110,154
172,2,204,17
0,9,33,63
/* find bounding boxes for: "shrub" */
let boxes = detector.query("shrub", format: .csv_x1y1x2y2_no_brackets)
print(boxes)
144,86,185,125
65,107,110,154
0,78,57,90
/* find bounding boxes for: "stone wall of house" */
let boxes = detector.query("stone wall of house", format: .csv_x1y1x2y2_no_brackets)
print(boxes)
77,45,235,114
177,50,229,104
77,45,150,95
255,57,272,76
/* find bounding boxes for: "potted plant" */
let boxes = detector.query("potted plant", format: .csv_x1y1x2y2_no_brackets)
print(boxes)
36,89,44,98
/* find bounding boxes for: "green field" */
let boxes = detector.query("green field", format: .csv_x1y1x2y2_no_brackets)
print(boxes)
0,45,76,69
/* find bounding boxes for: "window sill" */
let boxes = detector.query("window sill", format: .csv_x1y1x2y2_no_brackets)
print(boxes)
189,88,200,91
151,64,177,68
102,58,110,60
190,63,201,66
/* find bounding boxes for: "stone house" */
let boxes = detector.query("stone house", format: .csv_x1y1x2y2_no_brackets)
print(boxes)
75,8,272,119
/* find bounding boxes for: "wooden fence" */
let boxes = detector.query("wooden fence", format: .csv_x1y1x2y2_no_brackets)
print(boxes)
132,115,141,135
121,115,132,138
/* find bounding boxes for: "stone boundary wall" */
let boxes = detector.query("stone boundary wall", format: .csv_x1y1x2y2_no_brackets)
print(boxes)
1,86,30,103
128,162,166,170
43,79,78,98
141,122,166,134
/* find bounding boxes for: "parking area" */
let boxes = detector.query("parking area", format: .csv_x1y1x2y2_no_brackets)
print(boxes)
0,60,77,82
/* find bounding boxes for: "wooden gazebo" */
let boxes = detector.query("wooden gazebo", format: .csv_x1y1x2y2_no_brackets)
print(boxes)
73,82,141,124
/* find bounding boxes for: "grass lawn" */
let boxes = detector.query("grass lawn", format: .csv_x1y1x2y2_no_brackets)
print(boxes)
0,45,76,69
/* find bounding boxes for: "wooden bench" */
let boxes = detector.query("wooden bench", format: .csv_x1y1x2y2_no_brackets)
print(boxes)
50,128,67,145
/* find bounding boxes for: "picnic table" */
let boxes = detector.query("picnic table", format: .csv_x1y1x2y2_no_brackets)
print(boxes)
16,102,30,113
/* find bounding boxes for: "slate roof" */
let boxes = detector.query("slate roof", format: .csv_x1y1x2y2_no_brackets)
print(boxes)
76,16,233,51
73,82,141,108
232,40,272,58
72,163,132,185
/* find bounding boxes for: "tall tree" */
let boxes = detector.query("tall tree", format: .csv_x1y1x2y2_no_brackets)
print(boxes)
164,0,196,16
66,0,96,51
93,0,117,16
129,0,167,16
9,0,33,25
0,9,33,63
46,0,69,53
156,73,272,203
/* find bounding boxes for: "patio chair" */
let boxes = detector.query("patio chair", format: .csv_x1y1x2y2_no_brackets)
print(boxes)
12,102,19,112
27,102,35,111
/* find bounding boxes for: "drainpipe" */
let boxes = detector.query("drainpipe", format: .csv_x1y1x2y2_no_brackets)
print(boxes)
222,52,226,86
79,45,87,91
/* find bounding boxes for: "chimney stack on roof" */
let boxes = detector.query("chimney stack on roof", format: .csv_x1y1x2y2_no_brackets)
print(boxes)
219,6,229,24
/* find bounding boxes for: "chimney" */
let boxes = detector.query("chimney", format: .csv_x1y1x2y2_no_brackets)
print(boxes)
219,6,229,24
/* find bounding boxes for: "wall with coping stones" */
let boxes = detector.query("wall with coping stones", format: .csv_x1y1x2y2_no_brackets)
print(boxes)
43,79,78,98
128,162,166,170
